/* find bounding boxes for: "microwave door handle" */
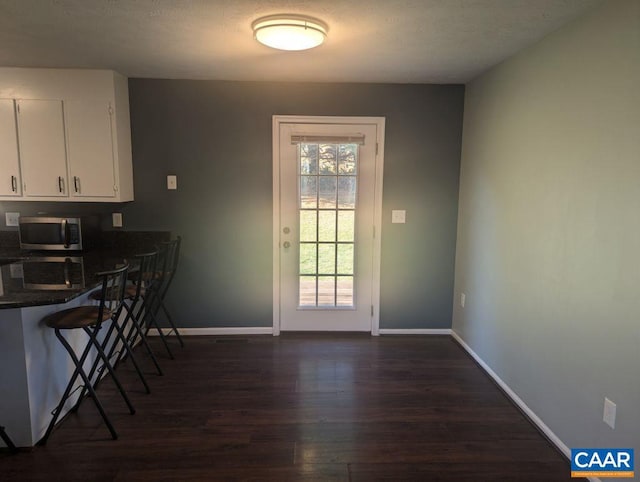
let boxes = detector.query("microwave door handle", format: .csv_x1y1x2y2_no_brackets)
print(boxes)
61,219,70,248
64,258,72,288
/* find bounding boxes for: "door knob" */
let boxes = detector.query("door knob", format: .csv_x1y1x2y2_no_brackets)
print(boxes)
283,241,291,249
283,227,290,234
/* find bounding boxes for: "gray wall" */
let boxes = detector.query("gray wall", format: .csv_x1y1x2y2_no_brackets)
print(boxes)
454,0,639,463
121,80,464,328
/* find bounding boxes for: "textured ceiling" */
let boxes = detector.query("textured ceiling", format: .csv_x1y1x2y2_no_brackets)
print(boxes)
0,0,602,83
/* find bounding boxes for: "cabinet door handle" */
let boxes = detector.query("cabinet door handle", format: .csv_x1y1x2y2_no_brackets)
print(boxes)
73,176,79,193
58,176,64,193
11,175,17,192
61,219,70,248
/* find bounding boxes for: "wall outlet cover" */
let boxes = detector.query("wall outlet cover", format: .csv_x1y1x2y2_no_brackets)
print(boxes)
112,212,123,228
5,212,20,227
167,175,177,190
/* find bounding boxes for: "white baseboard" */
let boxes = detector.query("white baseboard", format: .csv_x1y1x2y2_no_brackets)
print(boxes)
450,330,600,482
151,328,451,336
148,327,274,336
379,328,452,335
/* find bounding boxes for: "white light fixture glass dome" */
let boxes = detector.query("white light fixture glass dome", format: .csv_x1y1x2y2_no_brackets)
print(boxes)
252,14,328,51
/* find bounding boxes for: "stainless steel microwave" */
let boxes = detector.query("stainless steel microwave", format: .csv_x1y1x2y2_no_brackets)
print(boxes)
18,216,95,251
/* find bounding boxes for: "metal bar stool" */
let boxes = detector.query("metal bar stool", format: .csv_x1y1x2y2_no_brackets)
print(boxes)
113,250,164,376
39,264,135,444
141,237,183,359
72,258,155,407
156,236,183,347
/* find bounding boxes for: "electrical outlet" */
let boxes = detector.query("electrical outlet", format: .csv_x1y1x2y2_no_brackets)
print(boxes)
603,397,616,429
167,175,177,190
461,293,466,308
112,212,123,228
5,212,20,227
10,263,23,278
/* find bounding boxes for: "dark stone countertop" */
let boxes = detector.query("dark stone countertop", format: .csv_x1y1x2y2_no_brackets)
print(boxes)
0,231,170,310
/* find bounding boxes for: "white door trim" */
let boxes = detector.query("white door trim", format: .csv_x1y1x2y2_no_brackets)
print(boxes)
272,115,385,336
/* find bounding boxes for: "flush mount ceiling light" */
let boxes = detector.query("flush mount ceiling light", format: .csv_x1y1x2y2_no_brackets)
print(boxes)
252,14,328,51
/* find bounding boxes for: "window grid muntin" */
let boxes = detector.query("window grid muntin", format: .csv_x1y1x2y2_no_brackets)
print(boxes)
298,142,358,308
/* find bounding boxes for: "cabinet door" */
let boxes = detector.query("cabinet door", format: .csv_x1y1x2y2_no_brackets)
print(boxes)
65,100,117,198
16,99,68,197
0,99,22,196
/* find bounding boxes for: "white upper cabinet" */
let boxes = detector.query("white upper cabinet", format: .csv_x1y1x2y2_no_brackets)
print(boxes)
0,99,21,196
65,100,117,198
0,68,134,202
17,99,69,197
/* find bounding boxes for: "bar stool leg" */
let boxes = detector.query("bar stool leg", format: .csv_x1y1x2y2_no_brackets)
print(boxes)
86,313,151,397
86,326,136,415
160,302,184,348
108,315,150,393
40,329,117,444
70,320,118,413
1,426,18,453
142,293,175,360
119,302,163,376
71,309,150,415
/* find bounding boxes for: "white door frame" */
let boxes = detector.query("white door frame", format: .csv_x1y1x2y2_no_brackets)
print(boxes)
272,115,385,336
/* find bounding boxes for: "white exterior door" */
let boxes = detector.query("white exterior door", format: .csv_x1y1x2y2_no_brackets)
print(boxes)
274,116,384,333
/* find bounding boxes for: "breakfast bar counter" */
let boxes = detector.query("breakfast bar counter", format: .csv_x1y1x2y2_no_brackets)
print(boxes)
0,231,170,448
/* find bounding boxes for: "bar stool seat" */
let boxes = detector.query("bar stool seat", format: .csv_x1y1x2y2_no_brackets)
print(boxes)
43,306,112,329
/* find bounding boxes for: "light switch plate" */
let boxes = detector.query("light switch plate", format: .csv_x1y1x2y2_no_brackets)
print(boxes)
112,212,123,228
167,175,177,190
5,212,20,227
391,210,406,224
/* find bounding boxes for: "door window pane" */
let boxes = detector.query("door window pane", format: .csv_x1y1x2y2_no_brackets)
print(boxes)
337,244,354,275
318,210,336,242
337,211,355,242
317,276,336,306
338,144,357,174
300,144,318,174
338,177,356,209
337,277,354,306
318,244,336,274
300,176,317,208
319,144,337,174
318,177,337,208
300,211,317,242
299,276,316,306
299,244,316,274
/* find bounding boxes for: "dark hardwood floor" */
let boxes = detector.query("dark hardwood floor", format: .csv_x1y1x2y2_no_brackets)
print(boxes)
1,334,578,481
